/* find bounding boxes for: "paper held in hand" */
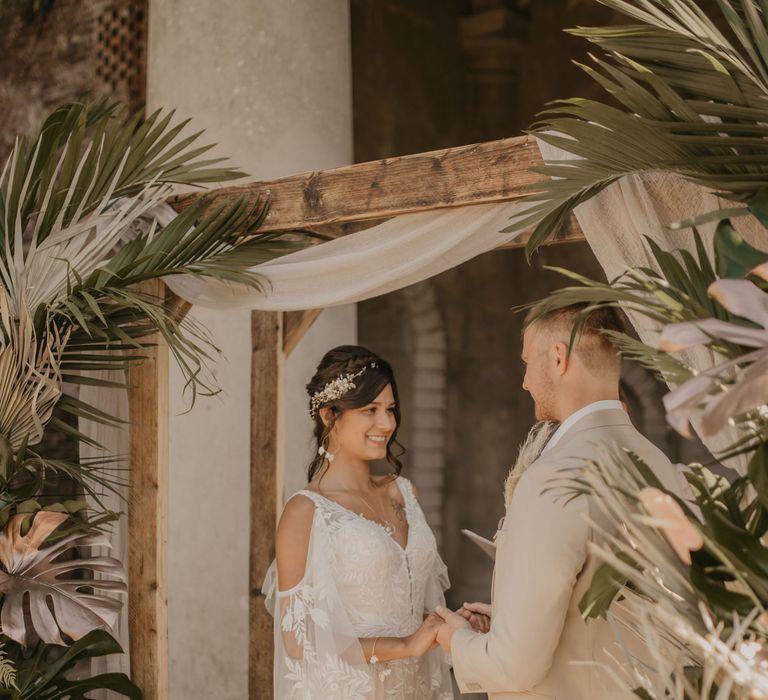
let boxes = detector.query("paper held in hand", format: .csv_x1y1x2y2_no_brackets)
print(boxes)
461,529,496,560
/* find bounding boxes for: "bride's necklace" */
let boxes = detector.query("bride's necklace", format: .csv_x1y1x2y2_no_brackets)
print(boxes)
354,491,395,536
317,468,397,536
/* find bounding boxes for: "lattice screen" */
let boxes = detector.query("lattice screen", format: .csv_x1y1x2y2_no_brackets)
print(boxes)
95,2,147,107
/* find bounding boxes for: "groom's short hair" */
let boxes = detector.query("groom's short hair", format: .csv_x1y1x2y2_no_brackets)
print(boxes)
524,303,625,370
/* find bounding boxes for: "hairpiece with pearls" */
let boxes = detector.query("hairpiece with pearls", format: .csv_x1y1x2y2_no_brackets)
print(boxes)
309,362,378,419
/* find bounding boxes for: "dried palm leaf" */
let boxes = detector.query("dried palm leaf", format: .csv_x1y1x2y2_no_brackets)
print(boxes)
0,291,63,451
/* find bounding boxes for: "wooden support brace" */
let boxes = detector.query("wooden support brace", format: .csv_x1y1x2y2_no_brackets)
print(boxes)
283,309,322,356
126,279,169,700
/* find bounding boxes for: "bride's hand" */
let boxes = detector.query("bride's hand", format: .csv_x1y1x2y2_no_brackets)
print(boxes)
458,602,491,633
405,613,443,657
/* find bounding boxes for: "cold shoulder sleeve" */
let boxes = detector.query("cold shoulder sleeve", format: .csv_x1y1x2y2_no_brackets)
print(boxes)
263,495,375,698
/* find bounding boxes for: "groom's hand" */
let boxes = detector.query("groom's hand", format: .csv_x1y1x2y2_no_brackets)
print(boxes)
435,605,472,652
457,602,491,633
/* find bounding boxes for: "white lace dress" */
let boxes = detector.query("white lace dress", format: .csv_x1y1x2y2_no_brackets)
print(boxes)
264,477,454,699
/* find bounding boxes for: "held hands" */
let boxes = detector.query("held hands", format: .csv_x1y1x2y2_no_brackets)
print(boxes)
405,612,444,657
457,601,491,633
434,605,474,653
406,603,490,657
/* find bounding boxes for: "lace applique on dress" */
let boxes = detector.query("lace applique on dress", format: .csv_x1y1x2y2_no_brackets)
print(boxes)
264,477,454,699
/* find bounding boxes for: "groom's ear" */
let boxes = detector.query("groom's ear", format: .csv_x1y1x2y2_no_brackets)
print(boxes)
552,341,570,375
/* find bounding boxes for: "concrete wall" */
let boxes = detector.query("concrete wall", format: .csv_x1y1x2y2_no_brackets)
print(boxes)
146,2,354,698
0,0,145,159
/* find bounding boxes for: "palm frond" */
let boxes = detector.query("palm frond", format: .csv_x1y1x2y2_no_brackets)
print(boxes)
1,101,246,249
0,292,64,450
0,637,17,691
604,330,694,384
506,0,768,256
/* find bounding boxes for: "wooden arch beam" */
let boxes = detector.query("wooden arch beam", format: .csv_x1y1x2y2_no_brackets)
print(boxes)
169,134,583,246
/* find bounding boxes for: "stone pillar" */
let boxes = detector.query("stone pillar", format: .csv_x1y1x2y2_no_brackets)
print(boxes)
146,2,353,698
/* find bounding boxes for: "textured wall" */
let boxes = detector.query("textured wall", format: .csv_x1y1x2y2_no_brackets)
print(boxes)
0,0,146,157
145,1,353,698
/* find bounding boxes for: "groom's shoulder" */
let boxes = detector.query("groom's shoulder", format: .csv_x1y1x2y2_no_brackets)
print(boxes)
517,453,575,494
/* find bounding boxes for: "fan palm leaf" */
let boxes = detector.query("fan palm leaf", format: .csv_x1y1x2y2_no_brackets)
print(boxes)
0,292,63,451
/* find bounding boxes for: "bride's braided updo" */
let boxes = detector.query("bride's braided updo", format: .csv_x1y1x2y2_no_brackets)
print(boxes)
306,345,404,482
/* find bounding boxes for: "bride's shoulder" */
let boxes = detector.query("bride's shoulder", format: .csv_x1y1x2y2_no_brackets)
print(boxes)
278,492,317,533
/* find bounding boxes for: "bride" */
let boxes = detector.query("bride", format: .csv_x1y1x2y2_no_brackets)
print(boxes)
264,345,454,699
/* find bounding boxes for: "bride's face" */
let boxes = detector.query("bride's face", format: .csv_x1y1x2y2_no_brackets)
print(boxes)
329,384,397,461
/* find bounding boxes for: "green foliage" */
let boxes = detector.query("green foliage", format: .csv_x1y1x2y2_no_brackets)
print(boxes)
714,220,768,278
0,639,17,692
0,631,140,699
0,98,310,500
579,553,635,619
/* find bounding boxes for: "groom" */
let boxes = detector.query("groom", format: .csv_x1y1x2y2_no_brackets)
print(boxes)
435,303,682,699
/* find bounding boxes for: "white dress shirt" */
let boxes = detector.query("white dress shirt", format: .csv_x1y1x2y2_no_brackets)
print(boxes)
541,399,624,454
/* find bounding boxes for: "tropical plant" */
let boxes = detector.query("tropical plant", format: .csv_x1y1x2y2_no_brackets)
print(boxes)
0,510,125,646
0,99,308,695
0,630,140,699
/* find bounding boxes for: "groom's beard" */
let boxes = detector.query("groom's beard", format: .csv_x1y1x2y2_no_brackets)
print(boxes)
532,380,558,422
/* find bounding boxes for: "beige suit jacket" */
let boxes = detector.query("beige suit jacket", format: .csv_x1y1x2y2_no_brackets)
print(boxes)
451,409,681,699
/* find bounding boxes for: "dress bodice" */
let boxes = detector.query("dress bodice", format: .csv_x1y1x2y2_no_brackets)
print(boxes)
295,477,448,638
264,476,453,699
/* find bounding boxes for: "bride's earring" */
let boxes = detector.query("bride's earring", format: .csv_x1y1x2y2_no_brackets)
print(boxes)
318,441,335,463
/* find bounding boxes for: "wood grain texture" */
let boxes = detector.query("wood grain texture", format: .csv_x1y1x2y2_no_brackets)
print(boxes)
170,134,546,233
250,311,282,700
126,279,169,700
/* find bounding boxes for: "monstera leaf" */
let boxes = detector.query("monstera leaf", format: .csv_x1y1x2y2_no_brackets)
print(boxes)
0,511,125,646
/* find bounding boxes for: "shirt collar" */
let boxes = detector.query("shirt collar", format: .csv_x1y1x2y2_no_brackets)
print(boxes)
541,400,624,454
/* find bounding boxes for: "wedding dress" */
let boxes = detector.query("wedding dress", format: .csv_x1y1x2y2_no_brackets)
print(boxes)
264,477,454,699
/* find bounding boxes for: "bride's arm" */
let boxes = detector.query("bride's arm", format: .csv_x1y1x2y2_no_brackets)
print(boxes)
274,495,316,658
275,494,440,662
358,614,442,662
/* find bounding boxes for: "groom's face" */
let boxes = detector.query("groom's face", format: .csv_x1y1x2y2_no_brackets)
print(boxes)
521,324,558,421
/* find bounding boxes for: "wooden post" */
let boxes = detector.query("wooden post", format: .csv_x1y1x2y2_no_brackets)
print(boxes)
250,311,283,700
126,279,169,700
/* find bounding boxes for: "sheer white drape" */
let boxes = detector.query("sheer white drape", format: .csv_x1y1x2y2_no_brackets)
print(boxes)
79,371,130,698
156,199,526,310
